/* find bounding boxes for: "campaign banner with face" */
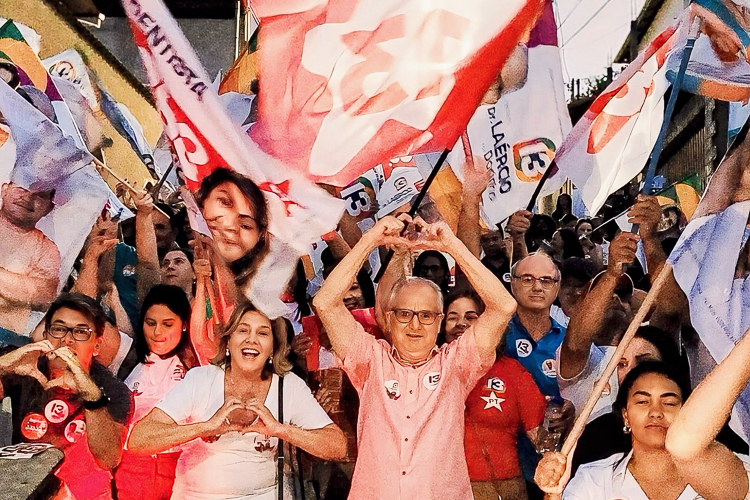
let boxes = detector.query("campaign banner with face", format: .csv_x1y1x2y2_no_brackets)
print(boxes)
0,81,108,337
121,0,345,318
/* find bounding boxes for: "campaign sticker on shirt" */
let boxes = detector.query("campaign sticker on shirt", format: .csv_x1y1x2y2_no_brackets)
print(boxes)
541,359,556,378
21,413,49,440
65,419,86,443
486,377,506,393
423,372,441,391
172,363,187,381
384,380,401,400
122,265,136,277
516,339,533,358
44,399,70,424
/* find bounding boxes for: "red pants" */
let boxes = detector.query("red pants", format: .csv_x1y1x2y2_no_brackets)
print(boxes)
114,451,180,500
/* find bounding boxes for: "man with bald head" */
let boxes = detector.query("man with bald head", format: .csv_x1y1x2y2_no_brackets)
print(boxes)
315,215,516,500
506,252,565,397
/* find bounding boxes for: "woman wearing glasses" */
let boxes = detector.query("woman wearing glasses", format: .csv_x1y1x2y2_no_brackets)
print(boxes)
443,290,547,500
114,285,197,500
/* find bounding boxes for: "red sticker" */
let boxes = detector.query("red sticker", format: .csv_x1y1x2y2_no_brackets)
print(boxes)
21,413,49,440
45,399,70,424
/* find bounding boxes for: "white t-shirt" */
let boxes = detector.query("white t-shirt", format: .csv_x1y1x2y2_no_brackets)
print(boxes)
563,450,750,500
556,344,618,423
125,354,187,424
157,365,332,500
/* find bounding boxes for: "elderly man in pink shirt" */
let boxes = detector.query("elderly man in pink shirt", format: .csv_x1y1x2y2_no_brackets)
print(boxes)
314,215,517,499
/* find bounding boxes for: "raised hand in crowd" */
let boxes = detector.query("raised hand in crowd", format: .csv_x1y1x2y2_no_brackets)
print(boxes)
456,154,492,259
665,325,750,500
559,231,638,380
508,209,533,263
133,190,161,302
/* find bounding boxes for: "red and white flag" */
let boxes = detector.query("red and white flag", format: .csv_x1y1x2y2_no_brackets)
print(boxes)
248,0,545,187
448,0,571,226
122,0,345,316
553,25,679,214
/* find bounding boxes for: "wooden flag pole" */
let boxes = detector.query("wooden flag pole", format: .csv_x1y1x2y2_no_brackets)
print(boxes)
92,157,138,194
558,262,673,455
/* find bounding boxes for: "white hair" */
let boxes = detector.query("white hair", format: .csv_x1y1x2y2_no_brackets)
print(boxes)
387,277,444,313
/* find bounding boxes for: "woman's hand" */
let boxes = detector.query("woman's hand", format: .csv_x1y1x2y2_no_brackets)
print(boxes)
202,397,247,440
534,451,572,498
244,398,284,437
291,333,312,358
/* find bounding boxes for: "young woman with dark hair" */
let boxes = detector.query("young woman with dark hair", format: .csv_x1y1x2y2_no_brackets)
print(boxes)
114,284,197,500
195,167,270,289
536,361,696,499
443,290,547,500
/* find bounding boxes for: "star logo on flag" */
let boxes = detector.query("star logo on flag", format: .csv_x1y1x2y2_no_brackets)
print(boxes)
258,180,303,216
480,391,505,411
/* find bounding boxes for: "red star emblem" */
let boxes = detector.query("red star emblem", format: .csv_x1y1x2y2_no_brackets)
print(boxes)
258,180,303,216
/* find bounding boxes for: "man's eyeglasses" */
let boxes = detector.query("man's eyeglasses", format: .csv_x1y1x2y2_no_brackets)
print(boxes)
47,325,94,341
512,275,560,289
390,309,443,325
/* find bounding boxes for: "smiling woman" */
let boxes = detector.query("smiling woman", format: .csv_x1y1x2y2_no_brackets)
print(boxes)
127,302,347,500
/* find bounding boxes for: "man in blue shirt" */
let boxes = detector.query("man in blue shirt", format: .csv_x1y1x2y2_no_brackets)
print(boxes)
505,252,565,398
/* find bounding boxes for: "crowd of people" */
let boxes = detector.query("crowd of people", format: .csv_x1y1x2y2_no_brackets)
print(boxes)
0,142,748,500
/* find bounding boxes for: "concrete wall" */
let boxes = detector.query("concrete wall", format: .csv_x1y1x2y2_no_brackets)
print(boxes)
83,17,236,86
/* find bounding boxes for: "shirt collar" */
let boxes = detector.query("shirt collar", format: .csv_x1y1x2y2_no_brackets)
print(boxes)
510,314,565,337
391,345,439,368
612,449,635,482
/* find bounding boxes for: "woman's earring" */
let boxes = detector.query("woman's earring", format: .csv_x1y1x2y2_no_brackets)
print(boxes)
266,357,273,365
623,425,631,434
226,348,230,357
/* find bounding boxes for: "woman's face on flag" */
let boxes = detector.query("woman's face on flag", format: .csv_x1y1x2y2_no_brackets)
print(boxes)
202,181,260,263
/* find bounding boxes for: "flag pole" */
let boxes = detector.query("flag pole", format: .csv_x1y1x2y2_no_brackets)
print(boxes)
373,148,451,283
151,162,175,200
525,160,558,212
590,175,695,234
552,261,673,488
639,18,701,196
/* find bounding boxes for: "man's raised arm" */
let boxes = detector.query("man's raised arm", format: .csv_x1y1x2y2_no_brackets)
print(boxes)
313,215,406,359
421,219,516,360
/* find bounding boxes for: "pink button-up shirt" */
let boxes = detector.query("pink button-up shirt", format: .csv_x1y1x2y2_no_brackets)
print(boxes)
341,322,494,499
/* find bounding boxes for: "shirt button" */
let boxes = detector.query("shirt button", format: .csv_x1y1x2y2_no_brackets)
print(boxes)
405,438,408,442
406,416,410,419
402,471,406,475
409,390,413,394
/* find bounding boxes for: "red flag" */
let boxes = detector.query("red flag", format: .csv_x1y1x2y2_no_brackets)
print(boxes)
249,0,545,186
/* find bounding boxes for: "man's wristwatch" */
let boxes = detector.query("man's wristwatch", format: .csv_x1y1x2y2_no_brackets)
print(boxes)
83,387,110,410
